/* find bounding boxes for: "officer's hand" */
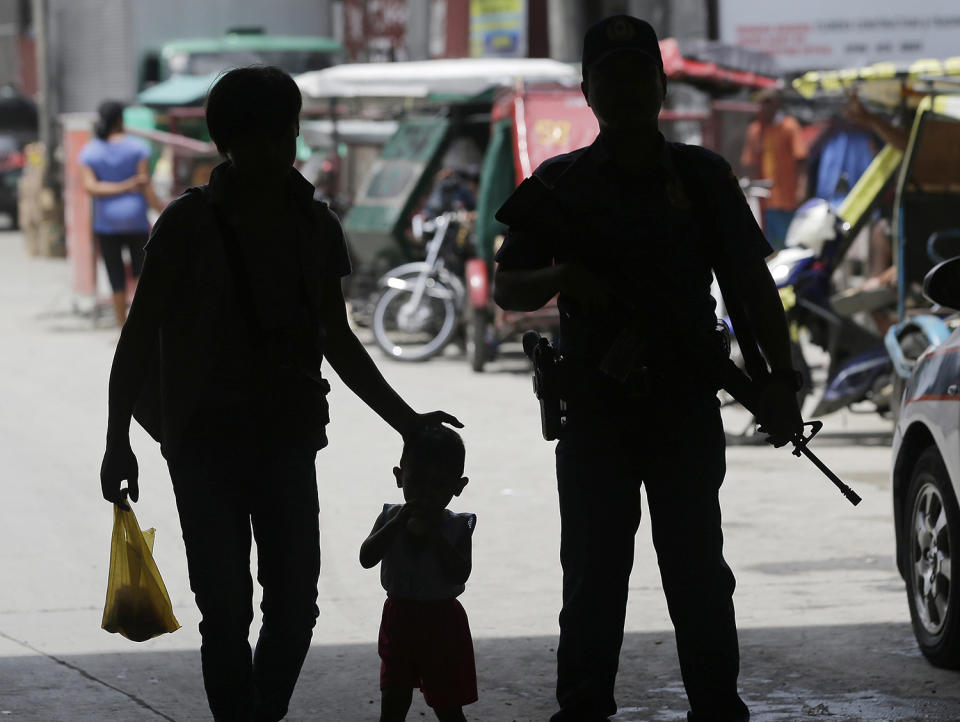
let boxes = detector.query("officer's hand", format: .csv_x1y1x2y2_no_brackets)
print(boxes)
101,435,139,509
755,379,804,448
558,264,617,313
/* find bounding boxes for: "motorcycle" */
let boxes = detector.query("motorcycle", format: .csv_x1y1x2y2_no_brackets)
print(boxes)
755,197,943,421
371,210,471,362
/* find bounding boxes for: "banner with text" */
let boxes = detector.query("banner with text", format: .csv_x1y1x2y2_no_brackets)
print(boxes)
719,0,960,72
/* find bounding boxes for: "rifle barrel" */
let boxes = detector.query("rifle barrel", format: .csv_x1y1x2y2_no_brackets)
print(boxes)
797,444,862,506
718,360,861,507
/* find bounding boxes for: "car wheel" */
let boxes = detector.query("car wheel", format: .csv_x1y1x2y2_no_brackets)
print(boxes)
905,446,960,668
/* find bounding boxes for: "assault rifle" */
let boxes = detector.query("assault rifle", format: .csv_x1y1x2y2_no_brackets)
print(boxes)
522,329,862,507
500,154,860,507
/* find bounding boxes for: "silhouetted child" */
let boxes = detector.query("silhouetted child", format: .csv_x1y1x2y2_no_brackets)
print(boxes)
360,426,477,722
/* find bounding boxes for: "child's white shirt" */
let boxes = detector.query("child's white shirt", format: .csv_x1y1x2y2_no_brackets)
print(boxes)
378,503,477,601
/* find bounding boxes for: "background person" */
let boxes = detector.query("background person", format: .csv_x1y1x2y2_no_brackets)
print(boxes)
79,100,165,325
843,90,911,282
741,89,808,251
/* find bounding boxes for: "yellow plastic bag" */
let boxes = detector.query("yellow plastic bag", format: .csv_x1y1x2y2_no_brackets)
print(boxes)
101,503,180,642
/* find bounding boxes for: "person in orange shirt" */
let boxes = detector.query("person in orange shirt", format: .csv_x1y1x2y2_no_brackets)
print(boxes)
741,89,807,251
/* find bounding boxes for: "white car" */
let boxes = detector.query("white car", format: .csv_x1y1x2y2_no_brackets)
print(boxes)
892,257,960,668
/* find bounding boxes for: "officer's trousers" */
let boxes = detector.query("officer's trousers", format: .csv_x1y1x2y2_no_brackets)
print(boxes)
551,391,749,722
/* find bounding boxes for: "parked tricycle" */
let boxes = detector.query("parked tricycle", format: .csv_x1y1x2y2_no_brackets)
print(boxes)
783,59,960,420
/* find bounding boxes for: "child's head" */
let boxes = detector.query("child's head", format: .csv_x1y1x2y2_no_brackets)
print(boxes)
394,425,468,509
205,65,302,181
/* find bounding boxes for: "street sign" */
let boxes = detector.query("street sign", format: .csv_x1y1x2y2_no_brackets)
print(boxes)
470,0,527,58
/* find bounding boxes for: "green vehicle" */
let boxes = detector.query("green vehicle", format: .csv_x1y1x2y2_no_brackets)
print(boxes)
138,28,343,107
128,30,343,194
296,57,584,334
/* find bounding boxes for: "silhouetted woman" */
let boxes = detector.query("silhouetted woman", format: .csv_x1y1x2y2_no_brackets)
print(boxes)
99,67,461,721
79,100,164,325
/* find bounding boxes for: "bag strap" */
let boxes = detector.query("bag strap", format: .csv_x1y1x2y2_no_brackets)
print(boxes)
672,146,770,382
209,202,266,344
208,196,326,384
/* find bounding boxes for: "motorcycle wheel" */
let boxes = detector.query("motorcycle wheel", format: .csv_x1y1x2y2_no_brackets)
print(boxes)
372,284,458,362
467,307,490,372
904,446,960,668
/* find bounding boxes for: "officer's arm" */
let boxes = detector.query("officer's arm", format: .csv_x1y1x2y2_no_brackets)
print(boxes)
493,265,565,311
492,223,562,311
733,257,795,374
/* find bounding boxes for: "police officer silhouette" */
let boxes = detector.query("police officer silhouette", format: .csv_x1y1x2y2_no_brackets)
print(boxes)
494,16,803,722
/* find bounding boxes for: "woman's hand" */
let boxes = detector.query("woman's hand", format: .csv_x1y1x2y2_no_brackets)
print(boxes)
402,411,464,438
124,173,150,192
101,434,139,509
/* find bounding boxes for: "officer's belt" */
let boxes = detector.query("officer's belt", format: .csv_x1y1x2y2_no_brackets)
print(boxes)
560,355,713,404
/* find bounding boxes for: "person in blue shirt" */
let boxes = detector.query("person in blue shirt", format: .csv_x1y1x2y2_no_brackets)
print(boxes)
79,100,164,325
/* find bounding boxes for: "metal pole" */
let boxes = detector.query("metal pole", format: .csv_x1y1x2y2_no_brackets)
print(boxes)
32,0,52,188
706,0,719,40
546,0,587,63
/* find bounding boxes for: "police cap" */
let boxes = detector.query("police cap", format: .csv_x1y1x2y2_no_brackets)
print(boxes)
581,15,663,74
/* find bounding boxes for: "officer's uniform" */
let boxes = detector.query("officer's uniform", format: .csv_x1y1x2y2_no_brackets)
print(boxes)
495,132,770,721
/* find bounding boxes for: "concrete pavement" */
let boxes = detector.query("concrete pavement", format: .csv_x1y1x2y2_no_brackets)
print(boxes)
1,229,959,720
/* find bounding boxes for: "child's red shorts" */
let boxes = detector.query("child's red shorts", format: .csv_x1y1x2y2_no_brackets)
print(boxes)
378,596,478,709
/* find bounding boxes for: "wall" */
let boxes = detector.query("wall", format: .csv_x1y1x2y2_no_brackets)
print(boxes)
132,0,334,71
49,0,134,114
47,0,334,114
0,2,21,88
546,0,708,63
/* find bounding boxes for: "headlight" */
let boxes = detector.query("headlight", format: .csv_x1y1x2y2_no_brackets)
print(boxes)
770,263,793,284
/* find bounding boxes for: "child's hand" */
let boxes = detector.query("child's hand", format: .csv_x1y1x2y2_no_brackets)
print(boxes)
387,504,414,525
406,515,429,537
405,504,444,537
402,502,428,536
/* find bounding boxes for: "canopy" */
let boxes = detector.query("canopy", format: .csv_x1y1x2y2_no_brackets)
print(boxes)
927,93,960,120
160,34,342,57
300,118,399,147
297,42,776,104
793,57,960,106
660,38,777,90
137,72,222,107
296,58,580,101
